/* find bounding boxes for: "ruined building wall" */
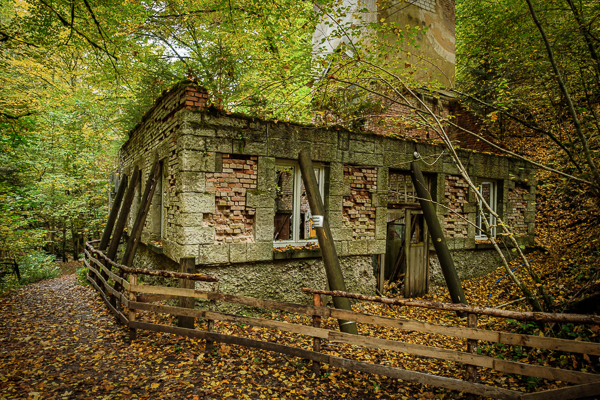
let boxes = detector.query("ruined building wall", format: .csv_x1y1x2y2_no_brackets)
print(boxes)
119,83,536,301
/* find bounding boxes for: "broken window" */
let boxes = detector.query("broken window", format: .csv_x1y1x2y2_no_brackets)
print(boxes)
274,162,324,245
476,181,497,239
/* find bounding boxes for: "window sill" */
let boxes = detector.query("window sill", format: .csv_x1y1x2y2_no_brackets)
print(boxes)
273,247,322,260
148,241,164,255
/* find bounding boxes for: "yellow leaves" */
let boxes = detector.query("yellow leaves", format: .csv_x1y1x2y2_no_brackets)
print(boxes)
150,383,159,389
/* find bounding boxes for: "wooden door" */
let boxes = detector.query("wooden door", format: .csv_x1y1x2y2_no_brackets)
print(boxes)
404,209,429,298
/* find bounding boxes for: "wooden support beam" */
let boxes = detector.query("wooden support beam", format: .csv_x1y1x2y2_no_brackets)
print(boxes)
312,293,322,375
129,274,137,340
106,166,140,263
205,282,219,354
410,161,467,310
466,314,478,385
178,257,195,329
122,160,162,267
298,150,357,335
99,175,128,251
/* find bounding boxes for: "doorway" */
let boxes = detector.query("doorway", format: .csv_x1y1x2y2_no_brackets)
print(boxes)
385,208,430,297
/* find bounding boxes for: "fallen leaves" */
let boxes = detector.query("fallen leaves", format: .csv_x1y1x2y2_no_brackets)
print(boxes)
2,243,599,400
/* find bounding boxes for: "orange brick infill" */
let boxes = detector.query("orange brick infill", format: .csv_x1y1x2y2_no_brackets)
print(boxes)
343,166,378,240
443,175,469,238
205,154,257,243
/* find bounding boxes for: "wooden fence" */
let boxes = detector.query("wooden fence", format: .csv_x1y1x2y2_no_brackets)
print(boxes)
84,241,600,400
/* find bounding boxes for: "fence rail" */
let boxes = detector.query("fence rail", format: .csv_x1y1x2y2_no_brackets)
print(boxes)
84,241,600,400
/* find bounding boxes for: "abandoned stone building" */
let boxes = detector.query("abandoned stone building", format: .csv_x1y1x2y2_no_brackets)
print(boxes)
117,82,536,303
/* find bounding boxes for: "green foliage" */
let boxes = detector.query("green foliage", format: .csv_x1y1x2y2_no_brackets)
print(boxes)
76,265,89,286
456,0,600,194
16,251,60,285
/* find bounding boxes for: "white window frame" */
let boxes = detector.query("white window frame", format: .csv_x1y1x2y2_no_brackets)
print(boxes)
476,181,497,239
273,160,325,247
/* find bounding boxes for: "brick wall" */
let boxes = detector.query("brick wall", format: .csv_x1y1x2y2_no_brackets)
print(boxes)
444,175,469,238
343,166,378,240
388,172,417,204
447,102,503,154
365,98,450,144
507,183,528,235
205,154,258,243
413,0,436,13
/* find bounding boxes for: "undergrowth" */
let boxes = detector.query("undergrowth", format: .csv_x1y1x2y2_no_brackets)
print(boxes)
0,251,60,295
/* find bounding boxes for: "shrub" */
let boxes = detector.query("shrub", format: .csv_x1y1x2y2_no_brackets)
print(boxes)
76,265,89,286
17,251,60,285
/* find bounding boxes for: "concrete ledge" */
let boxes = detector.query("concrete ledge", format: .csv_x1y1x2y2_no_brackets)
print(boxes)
273,248,323,260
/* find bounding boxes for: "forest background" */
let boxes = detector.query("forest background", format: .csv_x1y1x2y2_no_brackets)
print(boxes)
0,0,598,311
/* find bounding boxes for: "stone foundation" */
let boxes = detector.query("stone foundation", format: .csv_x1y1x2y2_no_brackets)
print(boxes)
133,243,375,309
429,249,513,285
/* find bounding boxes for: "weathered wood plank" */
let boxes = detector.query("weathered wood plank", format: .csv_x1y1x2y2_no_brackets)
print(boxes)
312,294,322,375
519,382,600,400
128,294,599,385
99,175,128,251
328,356,520,400
128,283,600,357
302,288,600,325
129,284,210,299
87,244,218,282
86,275,128,325
323,307,600,357
205,282,219,354
136,294,179,303
328,332,600,384
129,321,521,400
85,250,128,289
178,257,195,329
466,314,478,383
128,274,137,340
86,260,129,307
128,302,329,339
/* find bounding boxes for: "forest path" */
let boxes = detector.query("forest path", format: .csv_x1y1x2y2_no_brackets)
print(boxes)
0,275,428,400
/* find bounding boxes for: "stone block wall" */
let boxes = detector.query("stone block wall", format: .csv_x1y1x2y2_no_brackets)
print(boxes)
119,83,537,296
119,83,209,247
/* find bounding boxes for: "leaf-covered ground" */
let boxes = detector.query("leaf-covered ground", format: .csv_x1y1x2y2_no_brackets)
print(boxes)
1,249,598,400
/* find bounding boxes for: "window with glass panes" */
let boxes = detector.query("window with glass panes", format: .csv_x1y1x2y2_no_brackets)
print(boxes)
273,162,324,245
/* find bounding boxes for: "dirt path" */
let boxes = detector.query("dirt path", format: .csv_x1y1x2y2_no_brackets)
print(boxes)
0,276,435,400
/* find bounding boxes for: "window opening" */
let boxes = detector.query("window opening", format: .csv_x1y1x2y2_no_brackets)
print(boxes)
274,162,324,246
476,181,497,239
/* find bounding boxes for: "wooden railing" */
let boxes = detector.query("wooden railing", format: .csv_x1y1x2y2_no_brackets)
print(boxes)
84,242,600,400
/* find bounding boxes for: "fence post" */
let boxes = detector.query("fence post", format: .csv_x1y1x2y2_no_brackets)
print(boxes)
466,313,478,384
178,257,195,329
205,281,219,354
129,274,138,340
312,293,322,375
